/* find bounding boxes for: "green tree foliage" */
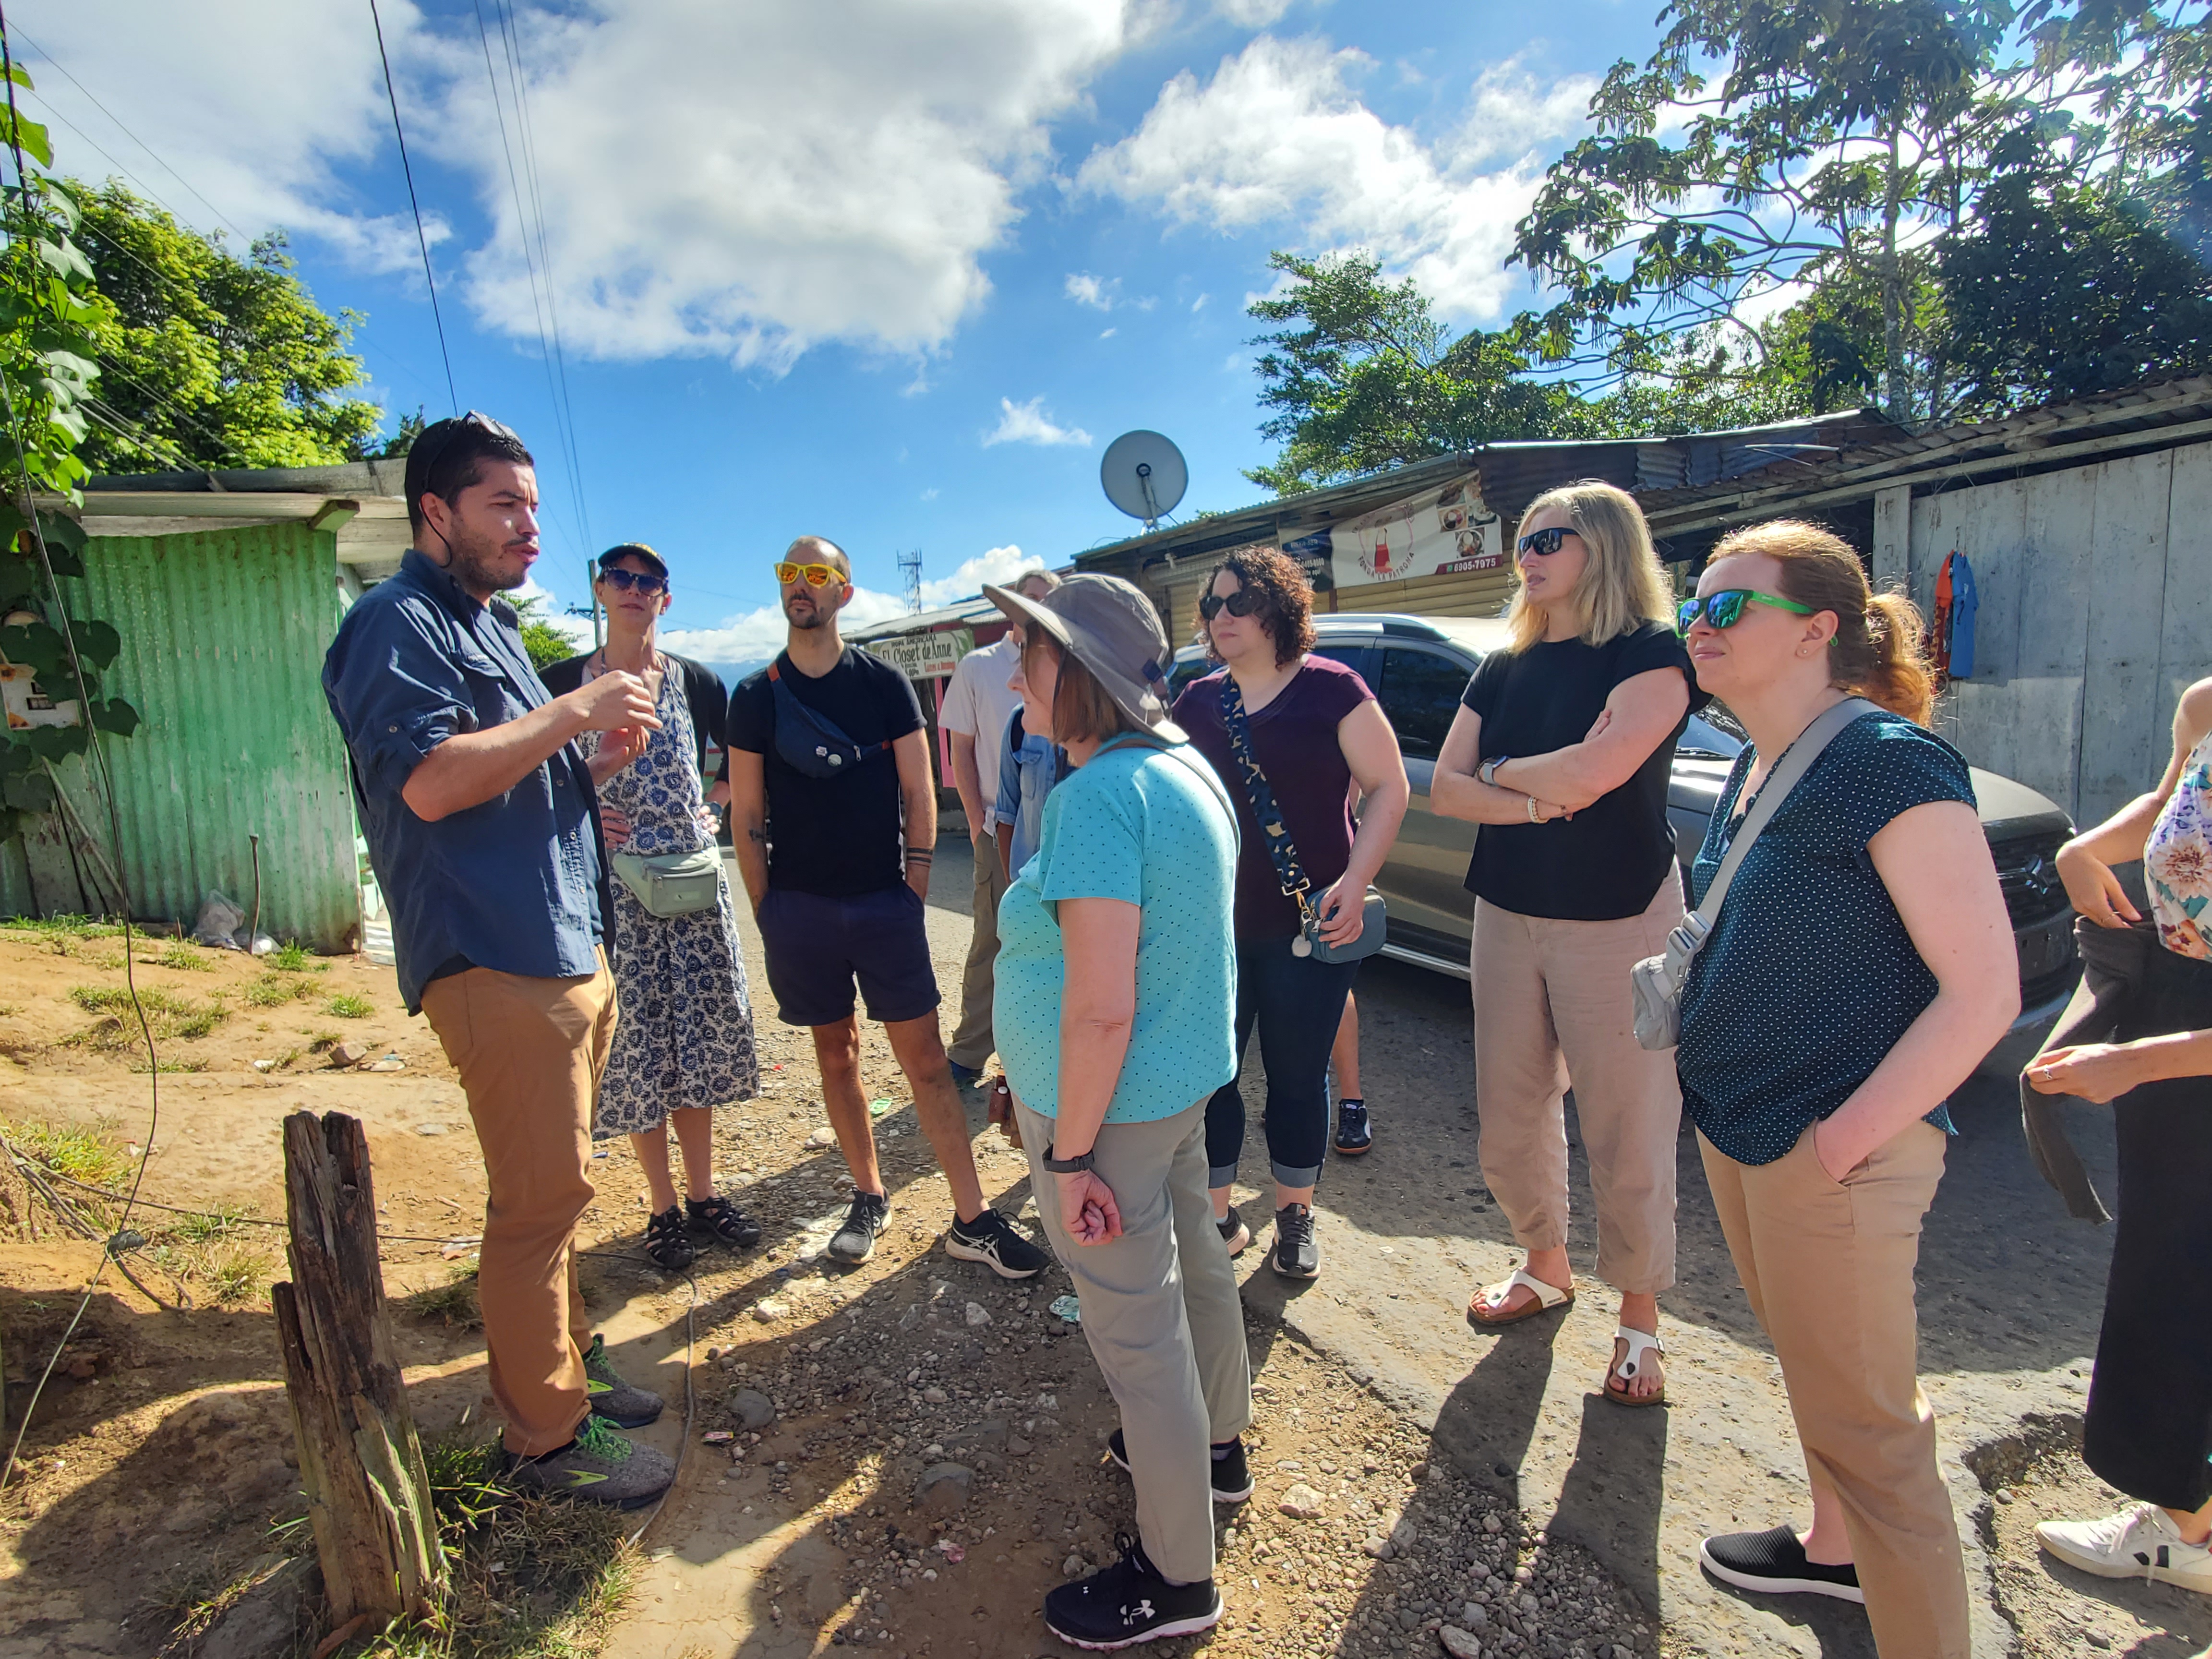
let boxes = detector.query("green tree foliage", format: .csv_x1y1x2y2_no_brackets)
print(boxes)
510,592,579,673
71,180,386,472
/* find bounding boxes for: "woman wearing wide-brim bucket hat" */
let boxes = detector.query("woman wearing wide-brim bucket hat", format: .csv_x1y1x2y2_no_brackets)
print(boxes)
980,572,1254,1649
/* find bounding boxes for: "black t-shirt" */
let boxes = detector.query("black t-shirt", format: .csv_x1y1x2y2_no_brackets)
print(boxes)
1460,620,1707,920
726,647,924,897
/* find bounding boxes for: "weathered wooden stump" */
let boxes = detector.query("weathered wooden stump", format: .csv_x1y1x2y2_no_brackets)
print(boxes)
273,1111,444,1623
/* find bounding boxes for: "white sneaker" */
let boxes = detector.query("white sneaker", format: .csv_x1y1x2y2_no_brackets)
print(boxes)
2035,1503,2212,1594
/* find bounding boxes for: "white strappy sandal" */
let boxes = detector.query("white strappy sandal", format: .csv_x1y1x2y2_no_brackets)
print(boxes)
1604,1326,1666,1407
1465,1267,1575,1329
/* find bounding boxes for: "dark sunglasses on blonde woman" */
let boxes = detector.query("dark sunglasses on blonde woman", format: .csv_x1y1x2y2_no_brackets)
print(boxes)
1199,589,1263,621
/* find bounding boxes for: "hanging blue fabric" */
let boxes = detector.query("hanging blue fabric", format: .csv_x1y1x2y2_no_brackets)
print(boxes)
1949,552,1979,678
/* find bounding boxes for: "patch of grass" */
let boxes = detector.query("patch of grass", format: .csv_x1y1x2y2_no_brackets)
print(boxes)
150,1437,636,1659
325,993,374,1019
168,1203,252,1243
244,974,314,1008
152,939,215,972
266,939,327,974
402,1267,483,1330
201,1240,275,1308
129,1056,209,1075
64,984,228,1047
0,913,121,942
0,1002,19,1017
305,1029,343,1050
1,1113,135,1190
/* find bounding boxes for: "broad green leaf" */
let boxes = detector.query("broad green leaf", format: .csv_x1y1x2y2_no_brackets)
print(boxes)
2,768,54,813
0,620,67,678
6,113,50,169
23,723,86,761
75,619,120,669
91,697,140,737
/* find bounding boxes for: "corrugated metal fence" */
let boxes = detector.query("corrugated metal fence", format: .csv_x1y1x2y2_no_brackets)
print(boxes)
0,522,359,949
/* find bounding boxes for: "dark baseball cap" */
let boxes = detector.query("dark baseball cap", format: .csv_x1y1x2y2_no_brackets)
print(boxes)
598,543,668,578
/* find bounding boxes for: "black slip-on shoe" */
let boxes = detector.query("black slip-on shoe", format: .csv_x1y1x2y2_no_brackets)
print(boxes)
1044,1533,1222,1649
1333,1098,1372,1154
1699,1526,1865,1604
1217,1204,1250,1258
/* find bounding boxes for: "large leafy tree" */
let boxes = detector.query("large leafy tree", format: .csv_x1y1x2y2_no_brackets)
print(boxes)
71,180,386,472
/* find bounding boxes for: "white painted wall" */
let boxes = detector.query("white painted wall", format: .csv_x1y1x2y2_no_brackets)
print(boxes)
1899,442,2212,828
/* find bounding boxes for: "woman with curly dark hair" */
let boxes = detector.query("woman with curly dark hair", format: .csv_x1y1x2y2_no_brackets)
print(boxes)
1174,547,1408,1279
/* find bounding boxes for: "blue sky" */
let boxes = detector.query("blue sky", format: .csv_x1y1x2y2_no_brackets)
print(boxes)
21,0,1663,669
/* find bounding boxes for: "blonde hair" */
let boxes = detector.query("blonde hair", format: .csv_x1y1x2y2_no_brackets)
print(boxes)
1707,519,1936,726
1504,480,1673,652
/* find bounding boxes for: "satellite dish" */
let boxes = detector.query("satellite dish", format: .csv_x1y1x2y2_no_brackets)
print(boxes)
1100,431,1188,531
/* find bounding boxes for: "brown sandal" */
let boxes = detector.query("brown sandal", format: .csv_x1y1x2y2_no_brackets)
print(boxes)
1466,1268,1575,1329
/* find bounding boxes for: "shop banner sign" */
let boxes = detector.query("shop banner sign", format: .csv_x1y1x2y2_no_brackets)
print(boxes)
1293,472,1503,591
864,627,975,682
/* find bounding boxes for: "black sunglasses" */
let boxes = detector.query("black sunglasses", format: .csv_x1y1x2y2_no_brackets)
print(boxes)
1199,588,1264,621
411,409,524,481
598,567,667,596
1515,526,1581,558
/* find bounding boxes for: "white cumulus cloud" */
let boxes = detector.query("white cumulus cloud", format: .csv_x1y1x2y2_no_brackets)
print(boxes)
984,397,1092,448
1079,37,1596,320
1215,0,1297,24
23,0,1150,372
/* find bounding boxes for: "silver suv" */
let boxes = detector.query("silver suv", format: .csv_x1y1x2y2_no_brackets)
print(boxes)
1171,612,2079,1076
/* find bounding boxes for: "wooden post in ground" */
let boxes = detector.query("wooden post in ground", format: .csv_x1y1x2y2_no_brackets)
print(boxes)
273,1110,444,1623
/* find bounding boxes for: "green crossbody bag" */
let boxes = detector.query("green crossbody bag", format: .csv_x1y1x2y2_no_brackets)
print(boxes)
610,848,723,918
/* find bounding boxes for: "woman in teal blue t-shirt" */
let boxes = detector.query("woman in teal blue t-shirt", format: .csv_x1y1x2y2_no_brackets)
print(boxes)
981,573,1250,1653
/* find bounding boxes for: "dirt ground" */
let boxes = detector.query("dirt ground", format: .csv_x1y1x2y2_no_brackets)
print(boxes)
1,842,2207,1659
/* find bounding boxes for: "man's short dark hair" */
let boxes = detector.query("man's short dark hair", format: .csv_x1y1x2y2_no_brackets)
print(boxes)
405,412,535,534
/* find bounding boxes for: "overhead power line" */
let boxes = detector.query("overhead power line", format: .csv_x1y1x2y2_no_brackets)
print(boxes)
367,0,458,415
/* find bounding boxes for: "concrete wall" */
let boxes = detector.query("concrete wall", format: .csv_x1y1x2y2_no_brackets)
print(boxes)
1874,441,2212,829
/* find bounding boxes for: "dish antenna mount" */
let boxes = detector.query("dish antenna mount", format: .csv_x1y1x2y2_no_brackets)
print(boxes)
1100,430,1188,532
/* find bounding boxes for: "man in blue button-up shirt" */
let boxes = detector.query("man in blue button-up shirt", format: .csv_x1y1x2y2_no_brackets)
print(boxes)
324,413,674,1506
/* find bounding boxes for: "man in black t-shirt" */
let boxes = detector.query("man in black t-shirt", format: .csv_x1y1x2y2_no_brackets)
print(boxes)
727,537,1046,1280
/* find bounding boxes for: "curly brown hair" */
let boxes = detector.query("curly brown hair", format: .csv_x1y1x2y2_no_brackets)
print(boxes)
1199,545,1319,668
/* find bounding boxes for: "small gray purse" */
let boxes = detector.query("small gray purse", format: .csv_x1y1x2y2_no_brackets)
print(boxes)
610,846,724,918
1631,697,1877,1050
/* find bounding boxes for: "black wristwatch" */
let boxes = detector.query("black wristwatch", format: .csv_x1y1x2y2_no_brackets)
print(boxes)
1042,1142,1096,1175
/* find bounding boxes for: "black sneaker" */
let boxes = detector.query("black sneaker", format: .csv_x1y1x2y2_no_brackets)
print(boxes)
1699,1526,1865,1604
642,1205,696,1271
1333,1098,1372,1155
1044,1532,1222,1650
582,1333,663,1429
827,1190,890,1265
1217,1205,1250,1258
943,1207,1048,1279
1106,1429,1253,1505
501,1413,675,1510
1270,1203,1319,1280
686,1193,762,1249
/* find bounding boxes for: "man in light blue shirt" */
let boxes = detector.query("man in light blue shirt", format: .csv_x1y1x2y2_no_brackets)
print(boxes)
991,704,1066,882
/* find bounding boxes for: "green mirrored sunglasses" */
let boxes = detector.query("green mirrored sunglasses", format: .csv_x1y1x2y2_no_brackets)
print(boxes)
1676,588,1816,635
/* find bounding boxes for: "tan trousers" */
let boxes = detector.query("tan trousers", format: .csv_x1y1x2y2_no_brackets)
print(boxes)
1471,881,1683,1293
948,841,1009,1070
421,954,617,1456
1701,1122,1969,1659
1013,1094,1252,1586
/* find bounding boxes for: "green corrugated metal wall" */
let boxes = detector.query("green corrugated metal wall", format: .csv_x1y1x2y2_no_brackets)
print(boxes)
0,522,359,949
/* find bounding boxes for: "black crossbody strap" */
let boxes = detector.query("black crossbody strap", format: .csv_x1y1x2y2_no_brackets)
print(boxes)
1219,673,1312,909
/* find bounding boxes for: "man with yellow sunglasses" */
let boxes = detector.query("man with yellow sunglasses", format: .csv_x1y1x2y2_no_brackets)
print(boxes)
725,538,1048,1278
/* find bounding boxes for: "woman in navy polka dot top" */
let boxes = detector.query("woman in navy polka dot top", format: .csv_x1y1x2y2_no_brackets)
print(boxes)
1676,521,2018,1658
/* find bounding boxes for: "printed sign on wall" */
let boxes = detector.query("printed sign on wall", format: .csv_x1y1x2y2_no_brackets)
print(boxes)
1300,472,1501,591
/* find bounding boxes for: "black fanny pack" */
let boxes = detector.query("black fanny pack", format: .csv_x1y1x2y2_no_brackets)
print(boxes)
769,662,891,779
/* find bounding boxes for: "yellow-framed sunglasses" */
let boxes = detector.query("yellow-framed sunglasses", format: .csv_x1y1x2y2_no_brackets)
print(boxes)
774,560,845,589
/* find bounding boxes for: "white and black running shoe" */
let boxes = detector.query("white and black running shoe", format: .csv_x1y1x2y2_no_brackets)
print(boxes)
943,1207,1049,1279
1104,1429,1253,1505
1044,1533,1222,1650
1699,1526,1865,1603
1269,1203,1319,1279
827,1190,890,1265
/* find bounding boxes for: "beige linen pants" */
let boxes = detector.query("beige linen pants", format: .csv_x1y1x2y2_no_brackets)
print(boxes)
1471,880,1683,1294
1013,1094,1252,1586
421,953,617,1455
1700,1121,1969,1659
948,843,1010,1071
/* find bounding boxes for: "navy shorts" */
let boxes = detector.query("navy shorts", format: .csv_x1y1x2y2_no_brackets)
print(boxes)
757,883,940,1029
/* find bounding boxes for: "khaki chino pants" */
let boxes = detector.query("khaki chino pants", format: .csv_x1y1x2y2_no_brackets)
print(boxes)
421,954,617,1456
1012,1094,1252,1586
948,840,1009,1071
1471,883,1683,1294
1701,1122,1969,1659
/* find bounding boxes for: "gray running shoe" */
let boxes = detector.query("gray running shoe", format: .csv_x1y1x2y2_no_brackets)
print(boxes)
502,1414,674,1510
828,1190,891,1265
1270,1203,1319,1280
582,1333,662,1429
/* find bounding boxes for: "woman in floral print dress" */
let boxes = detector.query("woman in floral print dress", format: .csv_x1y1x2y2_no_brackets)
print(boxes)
2027,673,2212,1596
575,546,762,1270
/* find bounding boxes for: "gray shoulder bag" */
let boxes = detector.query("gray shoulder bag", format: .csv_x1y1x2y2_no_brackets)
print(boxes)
1631,697,1878,1050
